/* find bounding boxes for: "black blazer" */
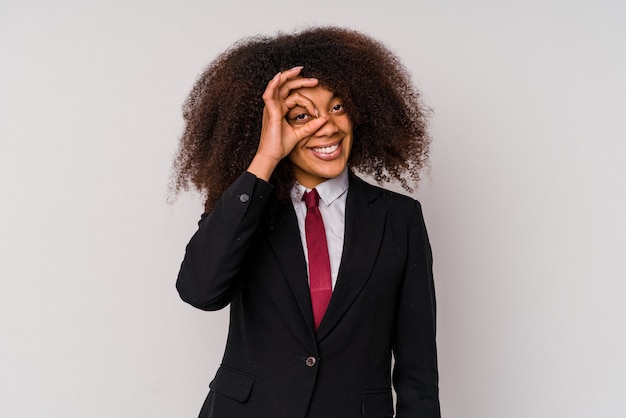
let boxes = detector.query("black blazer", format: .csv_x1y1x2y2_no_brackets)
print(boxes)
177,171,440,418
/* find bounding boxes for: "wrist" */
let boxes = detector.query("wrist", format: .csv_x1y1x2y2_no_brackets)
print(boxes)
247,153,280,182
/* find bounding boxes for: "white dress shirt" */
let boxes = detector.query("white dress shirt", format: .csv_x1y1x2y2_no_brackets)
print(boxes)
290,168,349,291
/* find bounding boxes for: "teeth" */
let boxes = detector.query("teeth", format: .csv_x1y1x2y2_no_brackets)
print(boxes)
312,144,339,154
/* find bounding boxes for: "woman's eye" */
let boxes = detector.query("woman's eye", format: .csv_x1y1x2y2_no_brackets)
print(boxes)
331,103,345,113
288,112,311,125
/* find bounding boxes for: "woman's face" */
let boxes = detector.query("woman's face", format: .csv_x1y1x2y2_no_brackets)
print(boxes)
286,85,353,188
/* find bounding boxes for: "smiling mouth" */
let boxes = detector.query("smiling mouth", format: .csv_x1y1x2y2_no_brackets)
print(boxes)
311,143,340,154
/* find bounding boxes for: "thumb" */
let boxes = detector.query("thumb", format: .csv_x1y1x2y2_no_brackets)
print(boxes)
292,116,328,141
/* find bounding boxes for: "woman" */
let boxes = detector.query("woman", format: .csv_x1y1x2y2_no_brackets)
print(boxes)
173,27,440,418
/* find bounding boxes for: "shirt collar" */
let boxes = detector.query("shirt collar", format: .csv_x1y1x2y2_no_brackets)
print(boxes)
290,167,350,206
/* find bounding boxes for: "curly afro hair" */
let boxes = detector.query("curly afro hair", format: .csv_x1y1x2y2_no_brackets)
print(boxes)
172,26,431,213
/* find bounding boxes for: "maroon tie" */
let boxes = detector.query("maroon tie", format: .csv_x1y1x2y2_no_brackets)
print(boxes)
304,189,332,330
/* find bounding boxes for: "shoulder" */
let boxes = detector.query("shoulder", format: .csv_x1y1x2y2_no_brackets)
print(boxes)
349,171,423,215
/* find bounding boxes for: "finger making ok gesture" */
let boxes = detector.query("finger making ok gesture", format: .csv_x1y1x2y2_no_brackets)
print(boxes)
247,66,329,181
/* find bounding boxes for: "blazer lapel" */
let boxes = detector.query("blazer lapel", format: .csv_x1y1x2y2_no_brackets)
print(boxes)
317,174,388,341
265,203,316,333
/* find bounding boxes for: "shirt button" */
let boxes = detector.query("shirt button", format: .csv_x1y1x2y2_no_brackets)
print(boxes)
239,194,250,203
305,357,317,367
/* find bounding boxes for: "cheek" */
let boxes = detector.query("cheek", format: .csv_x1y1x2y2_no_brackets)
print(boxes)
287,147,307,166
343,135,353,155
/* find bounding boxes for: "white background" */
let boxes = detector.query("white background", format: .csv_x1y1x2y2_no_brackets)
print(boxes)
1,0,625,417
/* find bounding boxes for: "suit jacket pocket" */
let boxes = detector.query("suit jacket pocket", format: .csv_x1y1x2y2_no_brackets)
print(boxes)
361,390,394,417
209,365,255,403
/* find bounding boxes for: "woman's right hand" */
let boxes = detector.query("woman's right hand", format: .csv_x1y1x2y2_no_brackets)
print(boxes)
247,66,329,182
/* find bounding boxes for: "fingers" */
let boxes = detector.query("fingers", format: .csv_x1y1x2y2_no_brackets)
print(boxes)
257,67,326,162
262,71,284,102
263,67,305,100
277,76,318,100
284,92,318,122
293,116,328,141
262,66,319,108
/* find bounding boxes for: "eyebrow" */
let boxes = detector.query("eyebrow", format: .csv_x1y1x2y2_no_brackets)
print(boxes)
291,93,340,109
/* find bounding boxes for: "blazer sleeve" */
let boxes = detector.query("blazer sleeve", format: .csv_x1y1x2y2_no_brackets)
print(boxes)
176,172,274,311
392,200,441,417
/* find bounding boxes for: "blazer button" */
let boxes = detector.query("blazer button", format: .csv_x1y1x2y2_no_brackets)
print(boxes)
239,194,250,203
305,357,317,367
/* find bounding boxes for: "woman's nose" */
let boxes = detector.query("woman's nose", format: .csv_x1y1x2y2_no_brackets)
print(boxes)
313,116,339,137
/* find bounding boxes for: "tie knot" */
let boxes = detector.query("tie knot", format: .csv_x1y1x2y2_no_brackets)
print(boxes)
303,188,320,210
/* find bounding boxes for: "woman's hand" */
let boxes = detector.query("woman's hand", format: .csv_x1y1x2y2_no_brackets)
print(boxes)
247,66,328,182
